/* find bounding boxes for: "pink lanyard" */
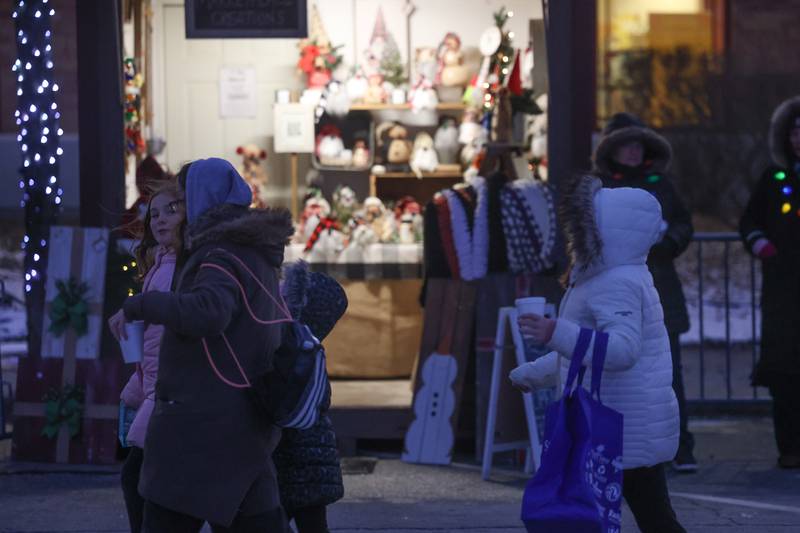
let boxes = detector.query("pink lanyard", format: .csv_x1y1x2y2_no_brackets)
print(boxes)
199,249,293,388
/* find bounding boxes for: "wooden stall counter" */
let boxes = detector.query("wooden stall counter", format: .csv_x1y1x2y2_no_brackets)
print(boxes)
284,243,423,379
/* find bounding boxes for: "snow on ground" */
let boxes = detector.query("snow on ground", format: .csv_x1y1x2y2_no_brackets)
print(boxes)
677,240,761,345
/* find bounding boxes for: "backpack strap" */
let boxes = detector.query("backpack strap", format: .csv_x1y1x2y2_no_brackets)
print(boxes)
200,247,293,323
197,248,293,389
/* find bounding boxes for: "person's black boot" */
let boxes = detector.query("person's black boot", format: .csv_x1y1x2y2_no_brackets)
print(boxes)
672,447,698,473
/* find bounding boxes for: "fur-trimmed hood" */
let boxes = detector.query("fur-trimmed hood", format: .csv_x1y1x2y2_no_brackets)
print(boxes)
186,203,293,268
769,95,800,168
593,126,673,176
560,175,664,281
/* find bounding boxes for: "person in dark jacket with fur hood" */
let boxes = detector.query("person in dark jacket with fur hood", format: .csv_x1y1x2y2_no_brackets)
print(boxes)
110,158,294,532
273,261,347,533
592,113,697,472
739,95,800,469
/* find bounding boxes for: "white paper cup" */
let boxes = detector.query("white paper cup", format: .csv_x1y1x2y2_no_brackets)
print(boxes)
119,321,144,364
515,297,546,318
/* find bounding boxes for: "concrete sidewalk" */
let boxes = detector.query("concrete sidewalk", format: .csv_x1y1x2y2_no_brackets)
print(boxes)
1,416,798,532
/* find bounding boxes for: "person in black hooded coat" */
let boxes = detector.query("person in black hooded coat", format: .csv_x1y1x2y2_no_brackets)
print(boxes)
592,113,697,472
273,262,347,532
739,95,800,469
111,158,294,532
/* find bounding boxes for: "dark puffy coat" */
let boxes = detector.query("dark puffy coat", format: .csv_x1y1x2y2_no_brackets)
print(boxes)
272,387,343,512
123,205,293,526
739,95,800,386
593,121,693,334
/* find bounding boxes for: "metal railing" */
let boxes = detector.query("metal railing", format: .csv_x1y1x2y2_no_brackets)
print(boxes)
686,232,768,409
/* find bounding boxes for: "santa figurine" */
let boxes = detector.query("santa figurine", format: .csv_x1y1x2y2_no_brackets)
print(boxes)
235,144,268,208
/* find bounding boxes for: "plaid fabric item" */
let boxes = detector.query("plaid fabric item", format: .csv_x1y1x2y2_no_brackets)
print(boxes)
284,244,423,280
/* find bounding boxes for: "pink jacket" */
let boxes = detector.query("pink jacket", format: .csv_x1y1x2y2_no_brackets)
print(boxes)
119,248,177,448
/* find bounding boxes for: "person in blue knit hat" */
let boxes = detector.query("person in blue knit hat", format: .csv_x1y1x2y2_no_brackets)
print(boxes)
274,261,348,533
112,158,294,532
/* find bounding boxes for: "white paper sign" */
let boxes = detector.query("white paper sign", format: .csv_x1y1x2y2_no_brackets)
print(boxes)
219,67,257,118
273,103,315,153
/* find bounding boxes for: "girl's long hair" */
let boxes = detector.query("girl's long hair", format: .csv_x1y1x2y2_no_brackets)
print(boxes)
133,179,185,280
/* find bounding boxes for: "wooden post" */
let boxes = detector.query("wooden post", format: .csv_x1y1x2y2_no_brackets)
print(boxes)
290,152,299,220
544,0,597,192
76,0,126,228
133,0,143,168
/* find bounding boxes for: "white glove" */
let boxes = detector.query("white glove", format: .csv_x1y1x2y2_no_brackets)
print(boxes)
509,351,559,392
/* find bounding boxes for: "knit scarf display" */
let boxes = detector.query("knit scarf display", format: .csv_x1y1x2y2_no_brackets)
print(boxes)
433,193,460,278
499,180,556,274
442,177,489,281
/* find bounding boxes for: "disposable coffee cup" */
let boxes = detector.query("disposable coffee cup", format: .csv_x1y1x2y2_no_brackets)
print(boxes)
515,296,546,317
119,321,144,364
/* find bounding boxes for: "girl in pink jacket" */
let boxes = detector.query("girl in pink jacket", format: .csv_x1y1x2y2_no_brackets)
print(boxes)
111,180,184,533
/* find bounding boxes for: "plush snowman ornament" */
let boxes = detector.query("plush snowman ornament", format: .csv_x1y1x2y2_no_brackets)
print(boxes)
434,117,460,165
410,132,439,178
409,78,439,113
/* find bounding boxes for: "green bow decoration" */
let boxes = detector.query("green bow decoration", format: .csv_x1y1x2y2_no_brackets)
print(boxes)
41,385,85,440
48,277,90,337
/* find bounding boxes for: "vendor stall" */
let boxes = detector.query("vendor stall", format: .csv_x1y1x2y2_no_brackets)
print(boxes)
135,0,550,447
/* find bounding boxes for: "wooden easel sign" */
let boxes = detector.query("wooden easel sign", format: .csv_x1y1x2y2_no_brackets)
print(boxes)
481,306,556,480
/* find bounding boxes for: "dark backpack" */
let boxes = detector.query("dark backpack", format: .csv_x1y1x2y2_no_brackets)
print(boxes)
199,249,327,430
248,320,328,429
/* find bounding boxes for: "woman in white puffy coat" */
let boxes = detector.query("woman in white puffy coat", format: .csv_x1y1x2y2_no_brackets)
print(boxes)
511,175,685,533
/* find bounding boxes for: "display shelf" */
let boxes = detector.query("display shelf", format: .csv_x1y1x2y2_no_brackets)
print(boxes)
349,102,468,112
369,169,464,196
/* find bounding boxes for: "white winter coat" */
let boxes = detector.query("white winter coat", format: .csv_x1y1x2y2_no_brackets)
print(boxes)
521,183,679,469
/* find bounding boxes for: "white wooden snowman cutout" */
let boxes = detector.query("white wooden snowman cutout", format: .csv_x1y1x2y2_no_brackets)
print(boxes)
402,351,458,465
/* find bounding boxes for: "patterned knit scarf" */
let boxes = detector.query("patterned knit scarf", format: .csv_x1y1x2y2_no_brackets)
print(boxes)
442,177,489,281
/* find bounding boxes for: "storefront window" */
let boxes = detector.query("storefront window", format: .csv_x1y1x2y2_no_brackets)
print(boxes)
597,0,723,128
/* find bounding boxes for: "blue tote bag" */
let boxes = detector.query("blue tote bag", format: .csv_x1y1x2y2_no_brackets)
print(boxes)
521,328,624,533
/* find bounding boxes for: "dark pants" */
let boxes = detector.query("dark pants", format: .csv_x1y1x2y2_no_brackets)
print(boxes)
623,464,686,533
769,377,800,457
121,446,144,533
143,500,288,533
286,505,329,533
669,334,694,457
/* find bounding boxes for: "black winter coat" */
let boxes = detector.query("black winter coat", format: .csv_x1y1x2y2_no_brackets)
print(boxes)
593,125,693,334
123,205,294,527
739,96,800,386
272,385,343,512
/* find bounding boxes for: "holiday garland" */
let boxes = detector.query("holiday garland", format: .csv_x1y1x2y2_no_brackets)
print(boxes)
13,0,65,314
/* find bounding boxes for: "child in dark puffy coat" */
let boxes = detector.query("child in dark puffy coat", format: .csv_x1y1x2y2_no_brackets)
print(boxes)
273,261,348,533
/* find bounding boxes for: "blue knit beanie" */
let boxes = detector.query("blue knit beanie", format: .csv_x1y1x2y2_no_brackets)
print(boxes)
185,158,252,225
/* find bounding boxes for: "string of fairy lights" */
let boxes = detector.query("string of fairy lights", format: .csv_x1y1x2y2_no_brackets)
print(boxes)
12,0,63,299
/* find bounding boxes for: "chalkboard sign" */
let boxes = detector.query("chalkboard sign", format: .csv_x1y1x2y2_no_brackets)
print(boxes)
186,0,307,39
